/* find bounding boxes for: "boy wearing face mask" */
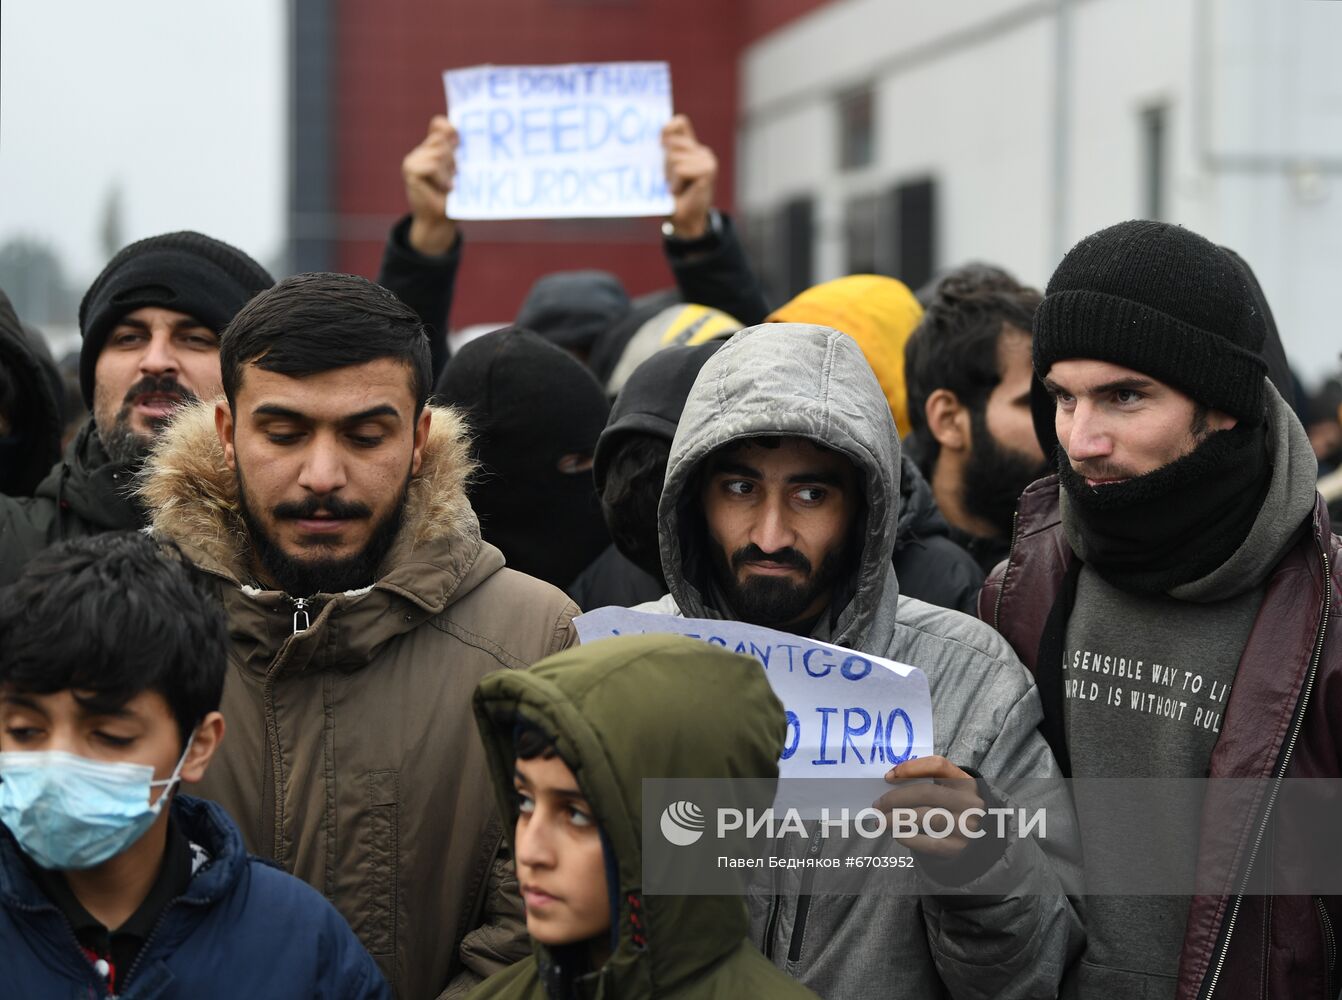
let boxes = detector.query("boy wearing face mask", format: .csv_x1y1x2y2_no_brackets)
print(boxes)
0,531,389,999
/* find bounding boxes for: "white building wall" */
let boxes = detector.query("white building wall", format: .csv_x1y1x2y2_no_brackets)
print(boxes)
739,0,1342,382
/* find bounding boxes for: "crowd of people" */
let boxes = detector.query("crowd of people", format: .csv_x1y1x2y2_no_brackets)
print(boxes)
0,110,1338,1000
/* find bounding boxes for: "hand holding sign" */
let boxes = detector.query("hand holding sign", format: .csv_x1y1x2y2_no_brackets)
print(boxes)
662,114,716,239
444,62,674,220
874,756,985,859
403,115,460,255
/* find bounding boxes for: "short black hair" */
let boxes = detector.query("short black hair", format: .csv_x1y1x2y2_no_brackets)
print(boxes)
600,433,671,584
220,272,432,414
0,532,228,750
904,267,1042,475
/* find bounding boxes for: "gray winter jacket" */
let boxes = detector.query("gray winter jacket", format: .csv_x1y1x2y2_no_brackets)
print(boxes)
638,324,1083,1000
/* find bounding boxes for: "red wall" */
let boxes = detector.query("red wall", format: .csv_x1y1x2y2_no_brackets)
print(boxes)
332,0,753,327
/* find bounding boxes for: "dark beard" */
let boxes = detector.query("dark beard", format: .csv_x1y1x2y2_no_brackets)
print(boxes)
237,470,410,597
97,375,200,467
960,409,1051,539
709,541,848,630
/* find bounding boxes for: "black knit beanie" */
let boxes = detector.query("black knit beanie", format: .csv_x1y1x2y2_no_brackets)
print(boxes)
1033,220,1267,423
78,231,273,407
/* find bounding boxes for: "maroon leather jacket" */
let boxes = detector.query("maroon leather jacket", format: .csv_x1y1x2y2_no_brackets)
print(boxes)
981,475,1342,1000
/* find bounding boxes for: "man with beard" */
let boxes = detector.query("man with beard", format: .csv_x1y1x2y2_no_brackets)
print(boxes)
981,221,1342,997
636,323,1082,999
0,231,272,584
139,272,577,999
904,267,1050,573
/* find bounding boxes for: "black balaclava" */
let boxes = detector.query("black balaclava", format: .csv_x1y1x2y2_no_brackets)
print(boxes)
437,326,611,591
592,342,724,583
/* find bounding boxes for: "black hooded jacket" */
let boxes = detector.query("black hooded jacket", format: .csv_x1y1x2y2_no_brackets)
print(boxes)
0,290,63,497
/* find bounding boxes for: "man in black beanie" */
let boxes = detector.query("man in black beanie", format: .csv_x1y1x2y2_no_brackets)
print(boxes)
0,231,271,584
982,220,1342,998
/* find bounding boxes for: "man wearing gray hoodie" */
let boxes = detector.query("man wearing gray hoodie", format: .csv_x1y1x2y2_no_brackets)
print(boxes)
637,323,1082,999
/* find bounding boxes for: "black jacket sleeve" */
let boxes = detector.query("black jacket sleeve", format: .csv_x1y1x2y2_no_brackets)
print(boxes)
893,536,986,616
376,214,463,381
662,212,770,327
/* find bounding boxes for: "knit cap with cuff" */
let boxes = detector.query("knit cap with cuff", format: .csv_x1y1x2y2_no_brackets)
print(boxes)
1032,220,1267,423
78,231,273,407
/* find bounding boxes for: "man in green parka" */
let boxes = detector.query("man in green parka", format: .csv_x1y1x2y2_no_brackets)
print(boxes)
469,633,818,1000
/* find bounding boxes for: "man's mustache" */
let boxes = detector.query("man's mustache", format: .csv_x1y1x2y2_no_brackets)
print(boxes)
1068,458,1139,483
272,495,373,521
121,374,199,408
731,543,811,574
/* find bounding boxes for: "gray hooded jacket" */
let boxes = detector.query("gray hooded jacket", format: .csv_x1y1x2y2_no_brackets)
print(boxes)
638,324,1083,1000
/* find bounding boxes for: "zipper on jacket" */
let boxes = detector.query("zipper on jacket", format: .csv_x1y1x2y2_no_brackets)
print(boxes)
785,832,827,965
762,891,782,960
118,885,210,993
291,597,310,633
8,895,114,996
992,508,1020,632
1201,539,1330,999
1318,897,1337,999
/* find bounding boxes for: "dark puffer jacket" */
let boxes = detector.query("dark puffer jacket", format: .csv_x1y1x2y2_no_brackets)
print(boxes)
0,417,144,586
0,795,390,999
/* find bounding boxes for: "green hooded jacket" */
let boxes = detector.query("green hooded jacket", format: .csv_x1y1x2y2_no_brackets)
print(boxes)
470,634,819,1000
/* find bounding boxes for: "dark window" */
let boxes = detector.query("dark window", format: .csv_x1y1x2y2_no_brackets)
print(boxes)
844,192,901,276
893,177,936,290
838,87,875,171
744,197,814,304
1141,104,1169,221
781,197,815,300
844,179,936,284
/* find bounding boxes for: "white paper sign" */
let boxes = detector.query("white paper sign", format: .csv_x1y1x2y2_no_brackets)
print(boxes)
575,607,935,781
443,62,675,220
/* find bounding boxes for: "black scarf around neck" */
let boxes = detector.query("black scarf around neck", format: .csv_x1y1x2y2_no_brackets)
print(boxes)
1058,421,1270,596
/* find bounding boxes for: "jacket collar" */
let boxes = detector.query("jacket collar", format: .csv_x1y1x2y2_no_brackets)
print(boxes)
36,419,145,531
139,399,494,673
0,795,246,916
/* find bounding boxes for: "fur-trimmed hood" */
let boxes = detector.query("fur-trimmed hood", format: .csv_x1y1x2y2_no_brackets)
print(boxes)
141,398,481,580
138,398,499,674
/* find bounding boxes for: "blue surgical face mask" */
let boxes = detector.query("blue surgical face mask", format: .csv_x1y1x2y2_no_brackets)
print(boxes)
0,734,195,871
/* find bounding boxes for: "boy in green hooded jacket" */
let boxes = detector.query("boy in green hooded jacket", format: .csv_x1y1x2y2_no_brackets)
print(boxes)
468,633,818,999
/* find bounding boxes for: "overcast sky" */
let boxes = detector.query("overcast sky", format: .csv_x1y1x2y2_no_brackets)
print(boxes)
1,1,285,291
